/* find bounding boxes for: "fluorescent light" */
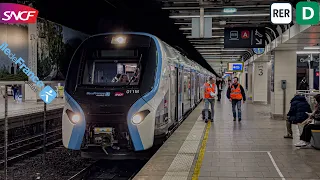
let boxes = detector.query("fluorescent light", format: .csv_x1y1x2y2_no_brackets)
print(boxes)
304,46,320,50
296,51,320,54
179,27,224,30
194,46,223,49
200,53,222,55
187,36,224,38
223,8,237,13
198,49,247,52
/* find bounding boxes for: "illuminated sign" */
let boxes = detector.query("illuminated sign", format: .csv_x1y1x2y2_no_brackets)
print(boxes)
223,8,237,13
253,48,265,55
227,62,244,72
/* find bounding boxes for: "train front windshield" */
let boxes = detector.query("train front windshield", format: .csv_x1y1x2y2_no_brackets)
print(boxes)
82,52,141,86
65,34,157,94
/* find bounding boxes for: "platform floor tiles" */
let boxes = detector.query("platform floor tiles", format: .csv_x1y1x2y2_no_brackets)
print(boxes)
134,98,320,180
0,96,64,118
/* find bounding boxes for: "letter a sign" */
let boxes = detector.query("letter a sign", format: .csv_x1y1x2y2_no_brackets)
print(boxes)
241,30,249,39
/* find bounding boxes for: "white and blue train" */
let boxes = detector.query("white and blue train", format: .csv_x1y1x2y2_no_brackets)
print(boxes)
62,32,215,159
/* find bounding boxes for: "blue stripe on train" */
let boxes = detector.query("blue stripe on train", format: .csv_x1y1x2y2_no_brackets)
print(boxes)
65,91,86,150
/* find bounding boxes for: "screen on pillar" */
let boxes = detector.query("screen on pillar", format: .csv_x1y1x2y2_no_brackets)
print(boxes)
227,62,244,72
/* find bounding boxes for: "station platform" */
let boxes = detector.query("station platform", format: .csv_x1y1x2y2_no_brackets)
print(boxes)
134,97,320,180
0,96,64,118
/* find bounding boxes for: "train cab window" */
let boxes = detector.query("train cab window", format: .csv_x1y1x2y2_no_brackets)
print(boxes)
82,61,141,86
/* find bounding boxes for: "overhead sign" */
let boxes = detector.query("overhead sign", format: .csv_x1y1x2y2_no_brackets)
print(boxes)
224,27,265,48
191,17,212,38
296,1,319,25
271,3,292,24
227,62,244,72
253,48,265,55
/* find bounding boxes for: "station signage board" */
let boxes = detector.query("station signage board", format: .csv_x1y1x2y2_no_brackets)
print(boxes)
227,62,244,72
224,27,265,48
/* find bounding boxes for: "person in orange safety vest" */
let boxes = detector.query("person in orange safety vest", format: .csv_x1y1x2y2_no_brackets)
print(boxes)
203,77,217,123
226,77,246,122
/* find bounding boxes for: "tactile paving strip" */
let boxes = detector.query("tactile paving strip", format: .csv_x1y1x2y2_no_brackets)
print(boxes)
162,115,206,180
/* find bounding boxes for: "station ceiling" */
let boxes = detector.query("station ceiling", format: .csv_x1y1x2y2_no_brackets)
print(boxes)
13,0,310,76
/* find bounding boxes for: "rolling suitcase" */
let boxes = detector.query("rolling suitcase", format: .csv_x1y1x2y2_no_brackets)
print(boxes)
202,109,211,120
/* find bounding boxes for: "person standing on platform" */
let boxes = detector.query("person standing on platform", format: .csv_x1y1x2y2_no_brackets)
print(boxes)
12,85,17,101
203,77,217,123
227,77,246,121
216,78,222,101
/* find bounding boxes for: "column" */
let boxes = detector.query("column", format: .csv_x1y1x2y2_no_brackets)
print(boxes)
253,60,268,104
271,50,297,119
24,23,38,102
247,64,253,101
309,68,314,89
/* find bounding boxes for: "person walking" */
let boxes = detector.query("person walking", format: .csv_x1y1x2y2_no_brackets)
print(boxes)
227,77,246,121
203,77,217,123
216,78,222,101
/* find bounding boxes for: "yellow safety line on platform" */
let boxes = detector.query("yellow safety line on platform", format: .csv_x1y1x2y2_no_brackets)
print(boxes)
312,130,320,133
191,121,211,180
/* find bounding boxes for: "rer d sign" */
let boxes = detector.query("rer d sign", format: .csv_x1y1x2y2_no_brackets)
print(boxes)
271,1,320,25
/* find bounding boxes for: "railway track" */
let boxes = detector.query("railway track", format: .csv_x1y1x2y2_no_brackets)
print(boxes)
0,128,62,166
66,160,147,180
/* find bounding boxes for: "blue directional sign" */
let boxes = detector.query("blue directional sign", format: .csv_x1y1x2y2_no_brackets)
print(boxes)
232,64,242,70
253,48,265,55
227,62,244,72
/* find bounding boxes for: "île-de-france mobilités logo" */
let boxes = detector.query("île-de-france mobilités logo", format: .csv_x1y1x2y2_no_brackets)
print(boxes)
0,3,38,24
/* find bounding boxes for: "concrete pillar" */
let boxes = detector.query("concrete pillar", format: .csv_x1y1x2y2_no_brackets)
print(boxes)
25,23,38,102
309,68,314,89
271,50,297,119
247,64,253,101
253,61,268,104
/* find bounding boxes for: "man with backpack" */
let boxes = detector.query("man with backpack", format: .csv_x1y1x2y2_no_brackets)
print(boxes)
203,77,217,123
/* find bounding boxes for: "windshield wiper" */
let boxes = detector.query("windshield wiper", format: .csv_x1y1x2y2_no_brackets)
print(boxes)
126,54,142,86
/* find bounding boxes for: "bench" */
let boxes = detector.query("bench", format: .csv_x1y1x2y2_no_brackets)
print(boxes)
311,130,320,150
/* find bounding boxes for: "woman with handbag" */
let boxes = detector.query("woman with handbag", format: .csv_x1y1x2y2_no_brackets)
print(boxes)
295,94,320,147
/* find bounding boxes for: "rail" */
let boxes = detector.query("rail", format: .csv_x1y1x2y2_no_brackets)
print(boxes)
0,128,62,166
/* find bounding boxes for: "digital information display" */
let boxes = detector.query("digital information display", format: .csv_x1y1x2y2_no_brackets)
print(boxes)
227,62,244,72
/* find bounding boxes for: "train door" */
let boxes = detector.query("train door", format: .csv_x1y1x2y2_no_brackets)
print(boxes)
170,65,178,122
178,67,183,121
183,70,191,114
190,71,195,108
195,73,199,103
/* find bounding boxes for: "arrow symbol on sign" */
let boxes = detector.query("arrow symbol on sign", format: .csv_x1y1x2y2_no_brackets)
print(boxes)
255,30,263,37
256,38,262,45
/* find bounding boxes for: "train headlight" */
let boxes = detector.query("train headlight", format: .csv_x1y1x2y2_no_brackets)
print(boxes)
131,110,150,125
71,114,81,123
111,35,127,45
132,114,142,124
66,109,81,124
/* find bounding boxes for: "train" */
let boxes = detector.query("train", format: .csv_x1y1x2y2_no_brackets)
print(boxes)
62,32,215,159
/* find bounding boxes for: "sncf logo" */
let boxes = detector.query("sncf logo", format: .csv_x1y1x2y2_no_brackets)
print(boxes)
0,3,38,24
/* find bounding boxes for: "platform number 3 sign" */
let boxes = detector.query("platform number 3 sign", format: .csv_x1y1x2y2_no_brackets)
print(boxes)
258,65,263,76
